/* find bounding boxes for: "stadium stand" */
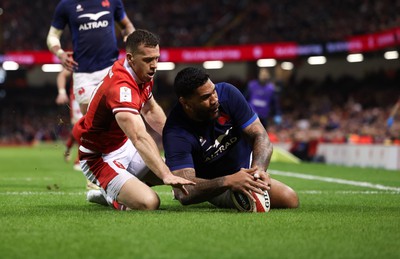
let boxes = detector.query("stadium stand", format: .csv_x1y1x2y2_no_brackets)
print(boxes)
1,0,399,51
0,0,399,156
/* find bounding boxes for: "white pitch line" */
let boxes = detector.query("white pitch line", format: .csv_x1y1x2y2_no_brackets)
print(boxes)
1,177,53,181
270,170,400,193
299,190,400,195
0,191,86,196
0,190,398,196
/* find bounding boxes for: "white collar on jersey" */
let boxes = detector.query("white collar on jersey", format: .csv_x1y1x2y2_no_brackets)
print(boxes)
123,58,144,86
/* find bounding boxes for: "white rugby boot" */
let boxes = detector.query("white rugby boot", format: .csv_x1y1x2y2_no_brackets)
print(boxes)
86,189,108,206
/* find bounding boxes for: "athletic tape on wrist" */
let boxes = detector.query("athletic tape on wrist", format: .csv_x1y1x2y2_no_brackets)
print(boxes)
56,49,65,59
58,88,67,95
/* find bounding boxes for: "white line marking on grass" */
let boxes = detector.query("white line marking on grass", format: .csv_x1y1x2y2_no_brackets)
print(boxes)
270,170,400,193
1,177,53,181
0,190,397,196
0,191,86,196
299,190,400,195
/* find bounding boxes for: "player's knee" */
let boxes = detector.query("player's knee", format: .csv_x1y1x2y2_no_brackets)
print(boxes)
284,188,299,209
122,192,160,210
135,193,160,210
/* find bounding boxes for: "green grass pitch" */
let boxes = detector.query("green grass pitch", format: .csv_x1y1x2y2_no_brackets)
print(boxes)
0,143,399,259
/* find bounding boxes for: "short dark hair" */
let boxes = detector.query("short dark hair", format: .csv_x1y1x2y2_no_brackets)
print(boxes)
174,67,209,98
126,29,160,53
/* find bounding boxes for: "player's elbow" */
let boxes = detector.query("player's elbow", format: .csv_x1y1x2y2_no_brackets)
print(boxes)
173,189,195,206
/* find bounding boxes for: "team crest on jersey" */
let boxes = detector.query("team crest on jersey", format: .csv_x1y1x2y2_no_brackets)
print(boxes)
217,112,231,125
102,0,110,8
120,86,132,102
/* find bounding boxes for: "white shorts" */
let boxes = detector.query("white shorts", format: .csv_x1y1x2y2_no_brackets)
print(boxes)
72,66,111,105
79,140,150,205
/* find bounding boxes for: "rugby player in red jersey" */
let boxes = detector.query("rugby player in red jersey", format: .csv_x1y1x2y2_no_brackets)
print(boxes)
73,30,195,210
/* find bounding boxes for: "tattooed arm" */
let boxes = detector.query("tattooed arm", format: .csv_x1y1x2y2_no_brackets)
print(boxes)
242,117,273,186
172,167,268,205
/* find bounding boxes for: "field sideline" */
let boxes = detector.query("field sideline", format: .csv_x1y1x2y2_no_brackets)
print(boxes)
0,143,399,259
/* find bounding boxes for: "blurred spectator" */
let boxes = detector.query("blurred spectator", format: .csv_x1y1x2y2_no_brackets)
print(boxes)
386,96,400,128
244,67,282,128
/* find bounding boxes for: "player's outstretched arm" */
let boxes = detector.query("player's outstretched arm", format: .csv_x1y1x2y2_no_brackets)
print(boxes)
172,167,269,205
116,111,195,192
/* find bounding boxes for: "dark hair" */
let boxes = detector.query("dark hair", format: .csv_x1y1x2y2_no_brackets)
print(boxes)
126,29,160,53
173,67,209,98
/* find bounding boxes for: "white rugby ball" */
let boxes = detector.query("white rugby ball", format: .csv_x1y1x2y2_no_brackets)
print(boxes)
231,189,271,213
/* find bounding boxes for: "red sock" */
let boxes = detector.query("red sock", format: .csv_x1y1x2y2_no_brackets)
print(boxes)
113,201,128,211
65,133,75,150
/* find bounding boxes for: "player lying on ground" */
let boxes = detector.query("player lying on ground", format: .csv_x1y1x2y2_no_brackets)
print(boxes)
163,67,299,210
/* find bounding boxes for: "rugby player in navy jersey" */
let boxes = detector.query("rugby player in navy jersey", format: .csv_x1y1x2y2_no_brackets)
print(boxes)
47,0,135,115
163,67,299,209
47,0,134,189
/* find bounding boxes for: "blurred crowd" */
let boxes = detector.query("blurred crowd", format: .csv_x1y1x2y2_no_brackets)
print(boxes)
1,0,399,162
1,0,400,51
0,87,70,145
1,69,399,156
265,67,400,160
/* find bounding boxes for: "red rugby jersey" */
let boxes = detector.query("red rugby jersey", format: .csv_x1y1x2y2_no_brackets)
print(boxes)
73,58,153,153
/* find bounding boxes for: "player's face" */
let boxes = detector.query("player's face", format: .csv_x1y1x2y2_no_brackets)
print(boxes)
187,79,220,121
258,68,270,84
130,44,160,83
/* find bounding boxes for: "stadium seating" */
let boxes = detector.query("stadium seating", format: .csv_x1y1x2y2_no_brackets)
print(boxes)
0,0,399,150
1,0,399,51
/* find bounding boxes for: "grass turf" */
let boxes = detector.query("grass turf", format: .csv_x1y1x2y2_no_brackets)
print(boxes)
0,143,399,259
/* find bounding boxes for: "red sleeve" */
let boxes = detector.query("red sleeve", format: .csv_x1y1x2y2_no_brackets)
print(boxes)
107,73,142,115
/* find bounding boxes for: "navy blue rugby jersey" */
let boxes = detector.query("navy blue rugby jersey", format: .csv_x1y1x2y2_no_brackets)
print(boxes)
51,0,126,72
163,82,258,179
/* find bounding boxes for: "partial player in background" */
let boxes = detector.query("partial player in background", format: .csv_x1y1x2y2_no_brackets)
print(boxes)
47,0,135,115
55,68,80,166
55,68,99,190
387,96,400,129
72,30,195,210
163,67,298,211
244,67,282,128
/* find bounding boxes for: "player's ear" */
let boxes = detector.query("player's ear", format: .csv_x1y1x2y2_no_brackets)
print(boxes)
179,97,191,110
126,53,134,64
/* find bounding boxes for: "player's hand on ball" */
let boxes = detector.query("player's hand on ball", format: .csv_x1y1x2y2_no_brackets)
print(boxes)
252,167,271,191
227,168,269,202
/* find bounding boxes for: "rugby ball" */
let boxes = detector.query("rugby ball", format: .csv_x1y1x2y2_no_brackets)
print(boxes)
231,189,271,213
